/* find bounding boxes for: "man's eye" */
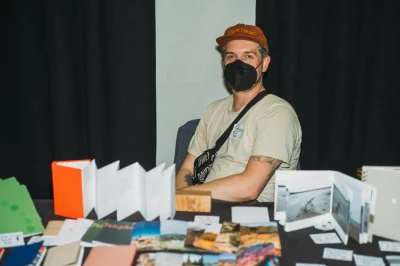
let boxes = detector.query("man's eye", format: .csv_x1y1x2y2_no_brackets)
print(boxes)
226,55,234,60
246,55,254,59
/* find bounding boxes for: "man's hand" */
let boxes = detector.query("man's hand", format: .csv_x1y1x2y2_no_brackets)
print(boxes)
179,155,282,202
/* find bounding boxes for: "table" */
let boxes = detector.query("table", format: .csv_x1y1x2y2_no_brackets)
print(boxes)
1,200,397,266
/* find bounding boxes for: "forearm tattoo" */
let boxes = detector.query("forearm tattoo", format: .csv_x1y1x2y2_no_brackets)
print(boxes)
250,156,282,176
184,174,194,186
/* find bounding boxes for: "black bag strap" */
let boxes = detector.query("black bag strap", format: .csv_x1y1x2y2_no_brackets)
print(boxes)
215,90,268,150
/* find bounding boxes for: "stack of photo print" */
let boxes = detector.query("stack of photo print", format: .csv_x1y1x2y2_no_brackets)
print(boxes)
131,220,282,266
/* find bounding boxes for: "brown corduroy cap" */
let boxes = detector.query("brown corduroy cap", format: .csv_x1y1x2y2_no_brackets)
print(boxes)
216,23,269,53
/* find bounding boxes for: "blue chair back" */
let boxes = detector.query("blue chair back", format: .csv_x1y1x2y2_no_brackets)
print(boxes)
174,119,200,173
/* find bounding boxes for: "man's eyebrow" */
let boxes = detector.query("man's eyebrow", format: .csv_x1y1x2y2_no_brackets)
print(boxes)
243,50,257,55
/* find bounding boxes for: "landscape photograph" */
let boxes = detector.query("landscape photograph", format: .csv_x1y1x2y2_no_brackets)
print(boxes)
276,185,289,212
215,222,241,253
332,184,351,236
156,252,184,266
239,222,281,251
218,253,236,266
193,224,224,253
182,253,203,266
160,220,189,250
236,243,277,266
203,254,219,266
131,221,161,250
285,186,331,222
135,252,156,266
185,222,207,250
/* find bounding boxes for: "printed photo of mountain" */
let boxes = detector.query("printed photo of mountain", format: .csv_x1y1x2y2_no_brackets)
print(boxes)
131,221,160,250
160,220,188,251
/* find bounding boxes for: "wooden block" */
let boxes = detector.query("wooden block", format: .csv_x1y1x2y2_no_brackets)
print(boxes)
175,190,211,212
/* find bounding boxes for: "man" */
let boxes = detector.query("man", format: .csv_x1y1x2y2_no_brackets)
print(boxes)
176,23,302,202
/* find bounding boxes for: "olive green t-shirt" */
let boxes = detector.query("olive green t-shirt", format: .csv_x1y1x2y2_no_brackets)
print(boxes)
188,93,302,202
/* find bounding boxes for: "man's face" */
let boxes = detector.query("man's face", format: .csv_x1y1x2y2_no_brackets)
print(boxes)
223,39,270,75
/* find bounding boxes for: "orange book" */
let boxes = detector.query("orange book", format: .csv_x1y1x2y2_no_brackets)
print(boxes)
83,246,138,266
51,159,96,219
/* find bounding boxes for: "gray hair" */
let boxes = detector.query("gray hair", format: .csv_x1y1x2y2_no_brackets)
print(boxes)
221,44,269,60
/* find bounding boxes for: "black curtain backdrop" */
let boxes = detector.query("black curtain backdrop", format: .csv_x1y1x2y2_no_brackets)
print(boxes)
1,0,156,198
256,0,400,176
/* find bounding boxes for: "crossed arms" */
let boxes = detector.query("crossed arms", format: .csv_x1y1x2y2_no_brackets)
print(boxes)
175,153,282,202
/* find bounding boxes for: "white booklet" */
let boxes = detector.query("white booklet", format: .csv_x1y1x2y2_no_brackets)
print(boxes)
361,166,400,242
117,162,176,221
52,159,176,221
274,170,376,244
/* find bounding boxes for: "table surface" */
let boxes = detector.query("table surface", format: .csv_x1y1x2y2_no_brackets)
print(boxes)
1,199,397,266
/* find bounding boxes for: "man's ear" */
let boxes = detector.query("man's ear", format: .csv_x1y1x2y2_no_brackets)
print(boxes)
262,55,271,72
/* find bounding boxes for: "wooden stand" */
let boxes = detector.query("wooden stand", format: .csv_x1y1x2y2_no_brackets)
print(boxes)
175,190,211,212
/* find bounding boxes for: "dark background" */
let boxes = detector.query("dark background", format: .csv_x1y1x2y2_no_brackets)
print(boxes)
0,0,156,198
257,0,400,175
1,0,399,198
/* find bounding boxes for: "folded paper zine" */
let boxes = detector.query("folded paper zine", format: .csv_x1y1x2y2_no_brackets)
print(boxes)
52,160,175,221
274,170,377,244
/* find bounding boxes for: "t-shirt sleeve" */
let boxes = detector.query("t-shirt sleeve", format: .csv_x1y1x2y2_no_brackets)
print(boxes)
251,105,300,168
187,106,211,157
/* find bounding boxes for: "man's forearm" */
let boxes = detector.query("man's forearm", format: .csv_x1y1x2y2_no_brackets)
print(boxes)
175,169,192,189
179,173,256,202
178,156,282,202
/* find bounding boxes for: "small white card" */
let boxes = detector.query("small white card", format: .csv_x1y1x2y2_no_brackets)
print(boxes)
386,255,400,266
322,248,353,261
310,233,341,244
27,235,58,246
379,241,400,252
0,232,24,248
194,215,220,225
231,206,270,223
353,254,385,266
296,262,326,266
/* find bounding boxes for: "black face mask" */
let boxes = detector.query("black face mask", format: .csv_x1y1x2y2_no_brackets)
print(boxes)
224,60,263,92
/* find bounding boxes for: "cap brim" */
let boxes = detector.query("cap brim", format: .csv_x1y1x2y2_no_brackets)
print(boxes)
216,35,266,49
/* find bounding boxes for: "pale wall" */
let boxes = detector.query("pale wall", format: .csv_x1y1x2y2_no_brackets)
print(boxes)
156,0,256,166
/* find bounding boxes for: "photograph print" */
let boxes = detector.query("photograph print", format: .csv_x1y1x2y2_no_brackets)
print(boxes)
135,252,157,266
218,253,236,266
276,185,289,212
285,185,331,223
160,220,188,251
214,222,241,253
155,252,184,266
182,253,204,266
131,221,161,250
362,201,370,238
331,184,351,242
184,222,207,250
203,254,219,266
